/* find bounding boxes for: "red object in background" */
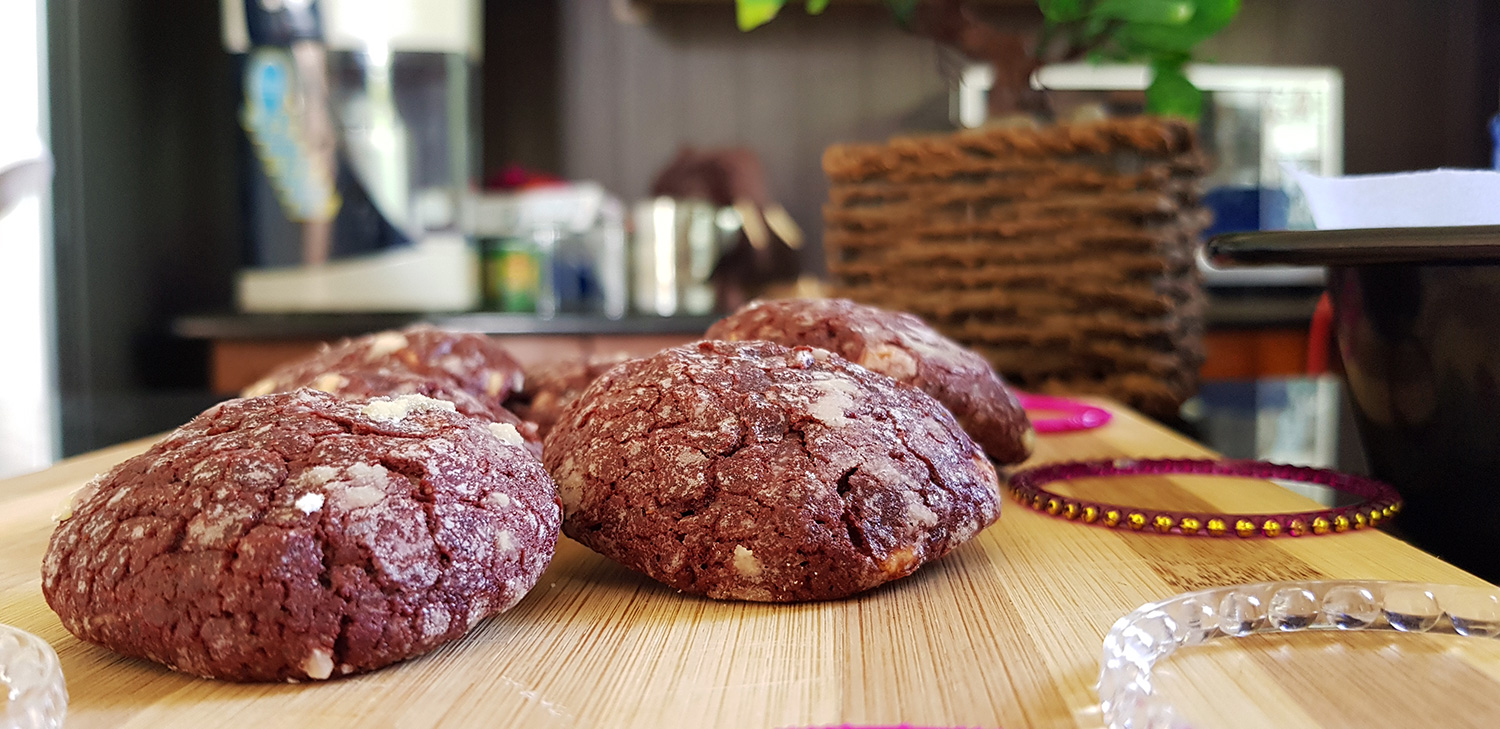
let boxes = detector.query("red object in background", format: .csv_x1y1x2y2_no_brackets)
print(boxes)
1306,291,1335,375
485,164,566,191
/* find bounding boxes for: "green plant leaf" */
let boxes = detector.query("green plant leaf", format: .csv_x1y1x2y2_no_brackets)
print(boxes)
1089,46,1132,63
1113,0,1241,53
1190,0,1242,36
1085,13,1112,39
1038,0,1086,23
737,0,787,30
1091,0,1193,25
882,0,920,27
1114,23,1200,54
806,0,830,14
1146,63,1202,119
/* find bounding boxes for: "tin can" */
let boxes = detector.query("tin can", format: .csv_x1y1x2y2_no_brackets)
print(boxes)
482,237,540,312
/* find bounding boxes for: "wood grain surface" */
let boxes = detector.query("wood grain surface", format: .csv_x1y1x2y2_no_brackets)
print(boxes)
1,403,1495,728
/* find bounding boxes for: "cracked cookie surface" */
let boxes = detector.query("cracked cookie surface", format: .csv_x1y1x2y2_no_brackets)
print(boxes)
706,298,1035,464
42,389,561,682
544,340,1001,602
242,325,539,452
260,367,541,457
509,353,632,440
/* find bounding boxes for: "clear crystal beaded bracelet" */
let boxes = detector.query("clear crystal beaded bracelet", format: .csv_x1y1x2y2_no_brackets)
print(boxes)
1098,580,1500,729
0,623,67,729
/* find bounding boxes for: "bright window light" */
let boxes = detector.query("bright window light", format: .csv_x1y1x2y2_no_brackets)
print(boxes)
0,0,57,478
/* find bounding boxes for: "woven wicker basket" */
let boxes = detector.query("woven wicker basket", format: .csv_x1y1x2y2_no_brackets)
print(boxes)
822,116,1209,420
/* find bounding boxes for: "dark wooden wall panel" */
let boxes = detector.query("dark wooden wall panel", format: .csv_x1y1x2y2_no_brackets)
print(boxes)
1199,0,1496,176
483,1,562,177
559,0,1497,277
559,1,962,274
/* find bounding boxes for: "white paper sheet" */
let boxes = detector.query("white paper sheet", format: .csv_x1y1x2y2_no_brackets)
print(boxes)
1290,167,1500,229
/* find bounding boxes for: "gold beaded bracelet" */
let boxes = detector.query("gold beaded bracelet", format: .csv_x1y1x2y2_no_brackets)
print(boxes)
1008,458,1402,538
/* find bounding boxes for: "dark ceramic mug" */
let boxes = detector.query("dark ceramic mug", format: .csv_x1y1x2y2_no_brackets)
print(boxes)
1210,225,1500,581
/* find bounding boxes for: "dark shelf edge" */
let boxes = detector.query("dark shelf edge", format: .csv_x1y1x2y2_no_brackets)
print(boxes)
177,292,1315,341
1204,291,1324,330
174,312,721,340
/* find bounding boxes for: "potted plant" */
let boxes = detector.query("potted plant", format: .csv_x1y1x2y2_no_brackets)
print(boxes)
737,0,1240,120
736,0,1241,420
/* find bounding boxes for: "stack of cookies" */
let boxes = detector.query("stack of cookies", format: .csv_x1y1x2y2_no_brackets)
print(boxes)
42,309,1040,683
821,117,1210,419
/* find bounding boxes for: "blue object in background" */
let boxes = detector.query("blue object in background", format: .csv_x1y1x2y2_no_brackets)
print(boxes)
1192,378,1342,472
1491,114,1500,170
1202,186,1292,238
237,0,412,267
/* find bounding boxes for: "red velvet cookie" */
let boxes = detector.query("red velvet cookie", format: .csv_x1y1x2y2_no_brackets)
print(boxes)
259,367,541,457
243,324,525,410
544,340,1001,602
508,353,631,439
42,390,561,682
243,325,539,452
706,298,1034,464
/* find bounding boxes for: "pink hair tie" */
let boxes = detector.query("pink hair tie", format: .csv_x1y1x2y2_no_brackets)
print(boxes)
1017,393,1113,433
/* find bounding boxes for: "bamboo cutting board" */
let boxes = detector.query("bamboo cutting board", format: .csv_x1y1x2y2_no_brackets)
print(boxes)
1,403,1497,729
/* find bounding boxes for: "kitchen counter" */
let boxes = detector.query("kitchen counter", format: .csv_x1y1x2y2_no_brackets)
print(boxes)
175,289,1325,394
3,401,1494,728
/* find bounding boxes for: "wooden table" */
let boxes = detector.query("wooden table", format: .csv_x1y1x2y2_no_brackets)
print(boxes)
3,403,1497,728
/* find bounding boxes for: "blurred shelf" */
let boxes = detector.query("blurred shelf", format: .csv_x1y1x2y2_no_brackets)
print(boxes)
177,288,1320,394
174,312,720,341
174,312,719,394
1203,288,1323,330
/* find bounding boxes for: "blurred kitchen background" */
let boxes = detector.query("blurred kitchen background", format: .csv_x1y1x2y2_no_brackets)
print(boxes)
1,0,1497,477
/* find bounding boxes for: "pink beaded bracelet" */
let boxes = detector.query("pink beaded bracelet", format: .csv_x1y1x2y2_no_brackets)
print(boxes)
1016,393,1113,433
1008,458,1403,538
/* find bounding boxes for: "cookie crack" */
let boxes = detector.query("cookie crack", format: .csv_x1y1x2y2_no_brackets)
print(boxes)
891,419,956,498
841,507,873,559
331,612,356,670
378,458,452,565
836,467,857,497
